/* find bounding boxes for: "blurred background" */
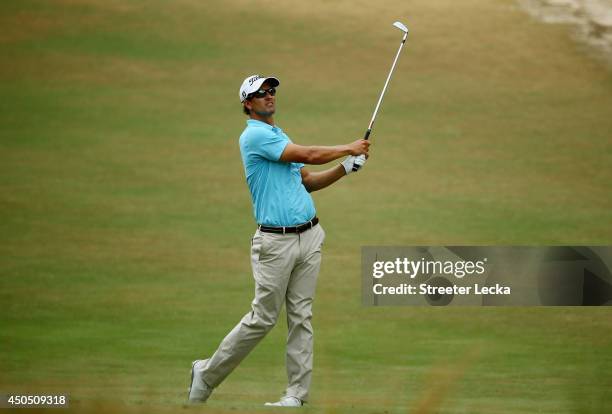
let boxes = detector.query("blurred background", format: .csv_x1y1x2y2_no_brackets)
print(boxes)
1,1,611,413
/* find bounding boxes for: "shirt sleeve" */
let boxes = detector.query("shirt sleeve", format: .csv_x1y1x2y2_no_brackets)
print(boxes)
249,129,289,161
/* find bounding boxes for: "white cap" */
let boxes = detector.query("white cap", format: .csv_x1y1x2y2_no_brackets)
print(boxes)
239,74,280,103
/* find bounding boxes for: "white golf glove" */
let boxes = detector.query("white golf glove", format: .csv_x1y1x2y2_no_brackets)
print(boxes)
341,154,367,175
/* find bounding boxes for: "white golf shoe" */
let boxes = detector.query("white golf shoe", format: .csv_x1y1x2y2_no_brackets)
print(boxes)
264,396,303,407
188,360,212,403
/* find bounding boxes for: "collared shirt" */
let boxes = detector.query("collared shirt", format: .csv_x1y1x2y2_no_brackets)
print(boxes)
239,119,316,226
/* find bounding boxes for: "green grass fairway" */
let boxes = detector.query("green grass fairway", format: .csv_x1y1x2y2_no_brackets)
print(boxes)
1,1,611,413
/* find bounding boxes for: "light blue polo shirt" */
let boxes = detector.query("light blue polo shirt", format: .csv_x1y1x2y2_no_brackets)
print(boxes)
239,119,316,226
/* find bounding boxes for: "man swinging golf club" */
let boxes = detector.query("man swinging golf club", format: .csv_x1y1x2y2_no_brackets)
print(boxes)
187,74,369,407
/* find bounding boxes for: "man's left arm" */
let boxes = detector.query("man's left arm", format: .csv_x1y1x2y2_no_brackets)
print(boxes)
300,155,367,192
300,165,345,193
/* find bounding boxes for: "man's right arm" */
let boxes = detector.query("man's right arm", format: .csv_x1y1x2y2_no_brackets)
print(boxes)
279,139,370,165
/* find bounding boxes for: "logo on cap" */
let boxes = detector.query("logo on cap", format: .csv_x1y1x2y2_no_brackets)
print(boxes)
248,75,262,86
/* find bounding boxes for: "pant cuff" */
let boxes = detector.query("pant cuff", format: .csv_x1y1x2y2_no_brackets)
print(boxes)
285,386,308,402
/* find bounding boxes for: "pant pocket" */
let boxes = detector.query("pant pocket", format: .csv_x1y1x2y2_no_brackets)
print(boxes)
251,231,264,263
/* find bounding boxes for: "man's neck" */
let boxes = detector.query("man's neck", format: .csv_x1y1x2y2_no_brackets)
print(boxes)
250,113,274,126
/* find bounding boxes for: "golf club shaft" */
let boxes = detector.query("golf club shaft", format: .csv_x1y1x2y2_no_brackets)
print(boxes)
364,32,408,140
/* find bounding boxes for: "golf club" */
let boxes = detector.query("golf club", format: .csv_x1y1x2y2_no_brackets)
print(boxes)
367,21,408,140
353,21,408,171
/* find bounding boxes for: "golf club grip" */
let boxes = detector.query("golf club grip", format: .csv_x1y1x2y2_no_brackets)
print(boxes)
352,129,371,171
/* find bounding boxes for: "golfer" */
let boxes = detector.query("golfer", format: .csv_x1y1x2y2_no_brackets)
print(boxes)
188,74,369,407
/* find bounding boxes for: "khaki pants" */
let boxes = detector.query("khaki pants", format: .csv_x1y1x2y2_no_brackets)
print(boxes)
199,224,325,401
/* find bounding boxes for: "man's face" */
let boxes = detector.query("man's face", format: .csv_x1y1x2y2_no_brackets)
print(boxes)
246,81,276,117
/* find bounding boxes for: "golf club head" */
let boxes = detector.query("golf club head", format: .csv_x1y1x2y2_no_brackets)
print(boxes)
393,21,409,33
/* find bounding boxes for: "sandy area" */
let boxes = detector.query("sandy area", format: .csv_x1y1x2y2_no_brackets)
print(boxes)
517,0,612,63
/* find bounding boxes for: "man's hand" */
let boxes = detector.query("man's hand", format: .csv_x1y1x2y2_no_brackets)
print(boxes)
347,139,370,156
341,154,367,175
